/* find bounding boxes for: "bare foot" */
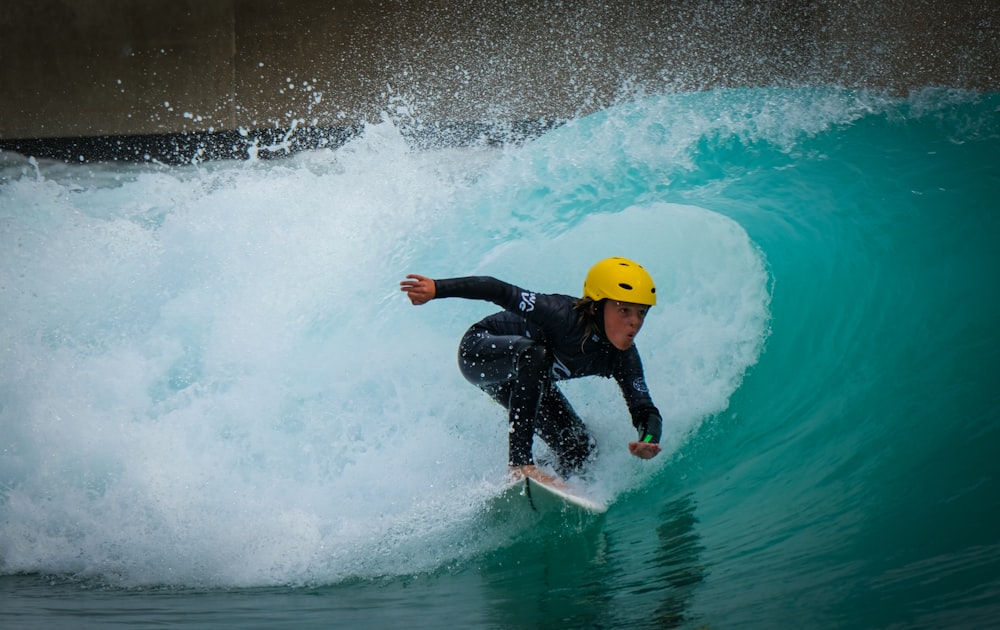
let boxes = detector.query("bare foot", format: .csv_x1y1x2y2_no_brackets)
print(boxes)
509,464,568,489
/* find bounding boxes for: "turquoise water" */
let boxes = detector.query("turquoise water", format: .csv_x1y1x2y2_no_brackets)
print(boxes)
1,87,998,628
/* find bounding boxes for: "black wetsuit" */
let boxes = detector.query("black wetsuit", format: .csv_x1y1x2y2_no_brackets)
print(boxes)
434,276,663,475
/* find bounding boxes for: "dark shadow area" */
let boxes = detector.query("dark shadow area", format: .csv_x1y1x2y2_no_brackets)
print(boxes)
0,119,561,164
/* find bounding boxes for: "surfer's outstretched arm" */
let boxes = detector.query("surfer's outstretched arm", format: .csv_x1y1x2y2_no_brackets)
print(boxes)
400,274,436,305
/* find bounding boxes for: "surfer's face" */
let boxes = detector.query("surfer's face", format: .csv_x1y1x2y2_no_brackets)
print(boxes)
603,300,648,350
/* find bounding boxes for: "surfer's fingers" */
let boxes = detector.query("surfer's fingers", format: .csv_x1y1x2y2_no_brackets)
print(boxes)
400,274,435,304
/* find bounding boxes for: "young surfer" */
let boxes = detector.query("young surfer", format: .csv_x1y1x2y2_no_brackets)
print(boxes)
400,257,663,485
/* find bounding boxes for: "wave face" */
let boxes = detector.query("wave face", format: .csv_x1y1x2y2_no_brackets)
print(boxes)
1,87,998,628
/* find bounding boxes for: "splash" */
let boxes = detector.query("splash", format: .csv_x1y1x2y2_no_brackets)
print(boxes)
0,91,779,586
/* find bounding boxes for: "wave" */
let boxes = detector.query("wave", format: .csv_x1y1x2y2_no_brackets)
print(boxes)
1,87,997,610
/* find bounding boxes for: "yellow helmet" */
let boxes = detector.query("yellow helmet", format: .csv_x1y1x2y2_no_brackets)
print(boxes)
582,257,657,306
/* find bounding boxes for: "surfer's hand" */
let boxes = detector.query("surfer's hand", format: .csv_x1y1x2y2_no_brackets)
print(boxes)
628,441,662,459
400,274,436,305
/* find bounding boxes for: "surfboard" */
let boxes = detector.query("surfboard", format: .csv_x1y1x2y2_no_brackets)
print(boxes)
497,476,607,515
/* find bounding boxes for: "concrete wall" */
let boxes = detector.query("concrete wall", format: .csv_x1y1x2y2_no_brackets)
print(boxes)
1,1,236,139
1,0,997,143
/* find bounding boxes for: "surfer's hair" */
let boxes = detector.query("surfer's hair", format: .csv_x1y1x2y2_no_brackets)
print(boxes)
572,297,601,350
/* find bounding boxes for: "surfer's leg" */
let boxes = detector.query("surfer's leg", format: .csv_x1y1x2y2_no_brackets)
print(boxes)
457,326,534,387
534,386,595,476
457,328,549,466
503,342,550,466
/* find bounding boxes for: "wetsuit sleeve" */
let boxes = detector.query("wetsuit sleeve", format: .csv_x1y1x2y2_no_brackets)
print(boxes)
613,347,664,443
433,276,513,304
433,276,566,326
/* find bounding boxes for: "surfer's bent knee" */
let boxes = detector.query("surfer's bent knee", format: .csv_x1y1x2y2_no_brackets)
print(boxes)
456,326,539,387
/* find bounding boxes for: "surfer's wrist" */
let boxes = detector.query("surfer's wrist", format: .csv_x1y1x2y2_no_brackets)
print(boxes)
638,413,662,444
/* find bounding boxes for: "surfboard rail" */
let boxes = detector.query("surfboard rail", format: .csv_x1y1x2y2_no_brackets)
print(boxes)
512,477,607,514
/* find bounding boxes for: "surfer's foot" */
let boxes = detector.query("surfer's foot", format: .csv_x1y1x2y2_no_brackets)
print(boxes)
508,464,568,489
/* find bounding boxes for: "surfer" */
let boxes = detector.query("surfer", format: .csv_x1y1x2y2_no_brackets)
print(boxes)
401,257,663,483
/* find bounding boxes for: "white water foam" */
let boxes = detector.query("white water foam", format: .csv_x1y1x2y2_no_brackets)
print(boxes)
1,118,769,586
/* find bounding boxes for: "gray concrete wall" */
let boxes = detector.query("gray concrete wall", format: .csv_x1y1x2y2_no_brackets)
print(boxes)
1,0,997,141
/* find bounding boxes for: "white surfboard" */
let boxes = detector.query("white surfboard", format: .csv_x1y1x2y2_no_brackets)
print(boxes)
499,476,607,515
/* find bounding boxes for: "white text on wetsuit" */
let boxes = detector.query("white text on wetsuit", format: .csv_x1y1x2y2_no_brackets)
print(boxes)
519,291,536,312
